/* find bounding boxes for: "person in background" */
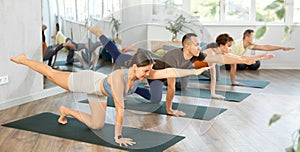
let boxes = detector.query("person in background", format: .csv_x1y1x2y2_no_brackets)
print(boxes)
229,29,294,86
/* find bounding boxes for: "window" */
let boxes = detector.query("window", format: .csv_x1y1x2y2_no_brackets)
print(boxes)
294,0,300,23
225,0,250,21
103,0,122,18
89,0,103,19
76,0,88,23
64,0,76,20
256,0,285,22
57,0,65,18
152,0,183,22
190,0,220,22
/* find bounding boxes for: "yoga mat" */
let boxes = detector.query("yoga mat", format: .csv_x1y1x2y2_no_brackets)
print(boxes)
165,87,251,102
2,112,184,152
79,97,227,121
189,75,269,88
53,61,82,68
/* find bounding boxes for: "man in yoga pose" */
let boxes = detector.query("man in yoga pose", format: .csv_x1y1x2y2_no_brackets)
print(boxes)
10,51,209,147
88,26,273,117
230,29,294,86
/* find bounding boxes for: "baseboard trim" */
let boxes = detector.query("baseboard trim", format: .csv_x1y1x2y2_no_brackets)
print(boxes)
0,87,66,111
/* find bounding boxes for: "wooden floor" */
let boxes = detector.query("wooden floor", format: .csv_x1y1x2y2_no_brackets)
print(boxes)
1,67,300,151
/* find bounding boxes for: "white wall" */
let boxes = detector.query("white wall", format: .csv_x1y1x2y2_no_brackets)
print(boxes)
0,0,65,110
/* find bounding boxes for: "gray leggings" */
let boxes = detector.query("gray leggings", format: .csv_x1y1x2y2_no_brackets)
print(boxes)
68,70,107,102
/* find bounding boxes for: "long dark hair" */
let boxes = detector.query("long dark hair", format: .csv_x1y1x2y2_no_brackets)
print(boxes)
125,49,155,68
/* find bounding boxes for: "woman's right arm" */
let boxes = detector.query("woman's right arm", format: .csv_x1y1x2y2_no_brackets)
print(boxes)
109,70,136,147
148,67,210,79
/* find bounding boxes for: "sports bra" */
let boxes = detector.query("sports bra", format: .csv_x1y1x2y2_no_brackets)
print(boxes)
103,69,139,97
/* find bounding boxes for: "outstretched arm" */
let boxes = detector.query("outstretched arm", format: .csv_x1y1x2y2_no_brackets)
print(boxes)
204,53,256,65
252,45,294,51
148,67,210,79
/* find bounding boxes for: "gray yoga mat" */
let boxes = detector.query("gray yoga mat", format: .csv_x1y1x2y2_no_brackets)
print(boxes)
166,87,251,102
53,60,82,68
2,112,184,152
190,75,269,88
79,97,227,121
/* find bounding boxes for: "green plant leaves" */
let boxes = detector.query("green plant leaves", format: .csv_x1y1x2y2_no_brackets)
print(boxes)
268,114,281,126
276,7,286,20
265,2,280,10
297,130,300,152
255,26,267,40
285,146,296,152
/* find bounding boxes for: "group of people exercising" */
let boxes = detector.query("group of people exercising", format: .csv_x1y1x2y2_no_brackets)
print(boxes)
12,25,294,147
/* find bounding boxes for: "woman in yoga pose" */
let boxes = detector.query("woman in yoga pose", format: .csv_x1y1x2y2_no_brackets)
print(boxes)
10,50,209,147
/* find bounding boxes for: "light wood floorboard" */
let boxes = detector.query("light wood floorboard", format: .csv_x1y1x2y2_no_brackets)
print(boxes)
1,69,300,152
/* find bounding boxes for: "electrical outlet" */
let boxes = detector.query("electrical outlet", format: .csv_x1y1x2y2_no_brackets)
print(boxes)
0,75,9,85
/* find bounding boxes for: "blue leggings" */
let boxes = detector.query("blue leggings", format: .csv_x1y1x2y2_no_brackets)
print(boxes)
99,35,163,103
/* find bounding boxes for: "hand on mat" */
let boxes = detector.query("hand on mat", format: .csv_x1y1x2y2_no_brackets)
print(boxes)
232,81,244,86
115,137,136,147
167,109,186,117
211,94,225,99
195,67,210,75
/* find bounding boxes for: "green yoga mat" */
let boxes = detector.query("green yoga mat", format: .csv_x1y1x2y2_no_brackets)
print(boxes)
2,112,184,152
79,97,227,121
166,87,251,102
190,75,270,88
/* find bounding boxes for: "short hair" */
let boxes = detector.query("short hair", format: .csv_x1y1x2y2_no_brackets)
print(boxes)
125,49,155,68
205,42,218,49
182,33,198,45
216,33,232,46
243,29,254,39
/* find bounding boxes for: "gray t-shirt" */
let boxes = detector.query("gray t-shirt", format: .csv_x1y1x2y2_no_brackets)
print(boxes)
153,48,206,69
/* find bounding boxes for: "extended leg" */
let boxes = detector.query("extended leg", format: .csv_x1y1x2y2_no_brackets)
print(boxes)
10,54,71,90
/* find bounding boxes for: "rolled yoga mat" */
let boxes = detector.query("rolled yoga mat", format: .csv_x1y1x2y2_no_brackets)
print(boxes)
189,75,270,88
79,97,227,121
165,87,251,102
2,112,184,152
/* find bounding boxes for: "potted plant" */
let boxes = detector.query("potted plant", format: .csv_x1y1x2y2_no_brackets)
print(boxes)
165,14,189,42
109,11,121,43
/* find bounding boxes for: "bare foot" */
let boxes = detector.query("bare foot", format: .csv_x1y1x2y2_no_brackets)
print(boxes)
10,54,27,64
232,81,244,86
58,106,69,124
88,26,103,37
122,44,138,53
63,41,77,50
